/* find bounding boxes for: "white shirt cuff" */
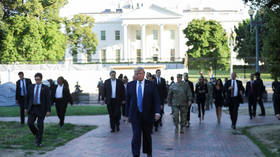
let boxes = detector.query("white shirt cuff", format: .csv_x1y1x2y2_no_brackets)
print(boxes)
155,113,160,116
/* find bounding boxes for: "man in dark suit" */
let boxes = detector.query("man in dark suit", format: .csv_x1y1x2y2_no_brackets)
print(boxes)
51,76,73,127
225,72,244,129
255,72,266,116
184,72,194,127
126,67,161,157
245,74,257,119
102,70,125,132
154,69,167,131
16,72,32,125
26,73,51,147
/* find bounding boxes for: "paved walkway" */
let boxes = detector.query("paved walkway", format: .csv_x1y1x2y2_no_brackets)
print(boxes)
0,106,279,157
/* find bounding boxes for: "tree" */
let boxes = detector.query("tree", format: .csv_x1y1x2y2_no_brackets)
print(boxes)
0,0,68,64
234,19,264,64
64,14,98,57
243,0,280,78
183,18,230,73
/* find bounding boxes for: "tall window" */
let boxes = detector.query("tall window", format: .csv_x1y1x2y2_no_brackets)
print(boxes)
136,30,141,40
87,54,92,63
170,49,175,62
153,30,158,40
101,49,106,62
73,54,78,63
116,49,121,62
101,30,106,40
170,30,175,40
136,49,141,63
115,30,120,40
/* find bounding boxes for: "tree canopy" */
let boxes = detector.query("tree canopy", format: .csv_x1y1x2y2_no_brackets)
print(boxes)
0,0,98,64
183,18,230,71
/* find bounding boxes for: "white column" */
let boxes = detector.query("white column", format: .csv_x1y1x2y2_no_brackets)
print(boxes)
141,24,146,62
177,24,183,62
123,24,128,62
159,24,164,60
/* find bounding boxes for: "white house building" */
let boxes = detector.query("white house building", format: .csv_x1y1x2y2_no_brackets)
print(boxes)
65,0,249,64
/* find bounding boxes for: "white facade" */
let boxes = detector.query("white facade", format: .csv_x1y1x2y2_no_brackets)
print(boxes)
66,0,249,64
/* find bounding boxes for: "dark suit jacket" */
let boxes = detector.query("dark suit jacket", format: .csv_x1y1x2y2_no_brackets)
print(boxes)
255,78,265,98
16,78,32,100
26,84,51,115
156,77,167,105
125,80,160,125
51,84,73,105
185,80,194,100
245,81,257,98
102,79,125,105
225,79,245,104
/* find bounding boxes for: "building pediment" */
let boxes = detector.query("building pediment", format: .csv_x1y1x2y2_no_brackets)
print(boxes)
122,4,182,20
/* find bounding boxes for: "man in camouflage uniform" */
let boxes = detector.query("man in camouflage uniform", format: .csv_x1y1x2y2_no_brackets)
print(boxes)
168,74,192,134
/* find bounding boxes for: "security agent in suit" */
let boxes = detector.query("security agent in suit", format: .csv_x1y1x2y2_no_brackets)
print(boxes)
183,73,194,127
245,74,257,119
102,70,125,132
16,72,32,125
51,77,73,127
255,72,266,116
25,73,51,147
125,67,161,157
224,72,244,129
154,69,167,131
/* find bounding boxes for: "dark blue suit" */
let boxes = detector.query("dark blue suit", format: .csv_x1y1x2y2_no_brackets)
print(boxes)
126,79,160,156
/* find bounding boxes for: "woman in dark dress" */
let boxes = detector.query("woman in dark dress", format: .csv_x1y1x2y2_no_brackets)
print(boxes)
213,79,225,124
195,76,208,122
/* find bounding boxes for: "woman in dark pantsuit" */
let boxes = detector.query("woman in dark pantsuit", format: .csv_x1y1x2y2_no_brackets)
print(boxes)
213,79,225,124
195,76,208,123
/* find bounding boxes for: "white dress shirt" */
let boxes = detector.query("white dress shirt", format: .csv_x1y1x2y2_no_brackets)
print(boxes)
231,80,238,97
55,84,64,98
111,79,117,98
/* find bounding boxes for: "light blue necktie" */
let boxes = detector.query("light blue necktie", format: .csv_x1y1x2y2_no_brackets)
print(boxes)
137,82,143,112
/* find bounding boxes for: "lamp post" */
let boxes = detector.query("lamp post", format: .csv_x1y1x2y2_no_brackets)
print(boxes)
248,8,262,72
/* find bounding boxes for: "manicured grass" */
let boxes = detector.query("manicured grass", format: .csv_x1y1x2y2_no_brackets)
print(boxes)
0,106,108,117
242,124,280,157
0,121,97,152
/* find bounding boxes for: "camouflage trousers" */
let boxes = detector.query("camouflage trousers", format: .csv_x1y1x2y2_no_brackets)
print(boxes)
172,105,188,127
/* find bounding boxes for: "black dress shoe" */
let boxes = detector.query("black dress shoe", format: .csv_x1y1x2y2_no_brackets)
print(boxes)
155,127,158,132
134,155,139,157
111,129,115,133
147,154,152,157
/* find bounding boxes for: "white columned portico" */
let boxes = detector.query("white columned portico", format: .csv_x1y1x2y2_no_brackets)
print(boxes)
123,24,128,61
159,24,164,60
141,24,146,62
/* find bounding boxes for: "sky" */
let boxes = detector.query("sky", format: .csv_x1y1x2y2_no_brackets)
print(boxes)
59,0,249,17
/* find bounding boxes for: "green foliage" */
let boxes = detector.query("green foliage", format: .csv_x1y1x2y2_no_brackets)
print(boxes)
64,14,98,56
234,19,265,64
183,18,230,71
0,0,69,64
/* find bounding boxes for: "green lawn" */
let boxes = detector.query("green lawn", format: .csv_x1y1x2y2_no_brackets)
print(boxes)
0,121,96,153
0,105,108,117
242,124,280,157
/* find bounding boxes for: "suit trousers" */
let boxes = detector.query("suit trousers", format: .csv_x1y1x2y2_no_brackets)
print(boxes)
27,105,45,144
273,94,280,115
131,112,152,156
186,105,191,121
248,96,256,117
229,97,240,126
256,98,265,115
154,103,164,128
197,98,206,118
107,99,121,130
55,98,67,126
18,96,26,124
